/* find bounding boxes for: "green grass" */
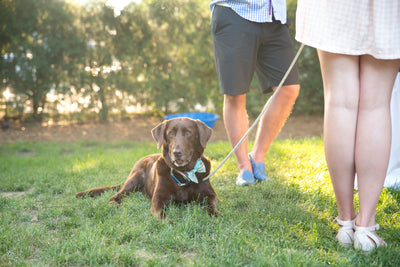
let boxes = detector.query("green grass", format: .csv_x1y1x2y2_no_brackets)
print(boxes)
1,138,399,266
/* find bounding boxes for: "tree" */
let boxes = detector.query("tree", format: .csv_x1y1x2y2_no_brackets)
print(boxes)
145,0,219,114
113,0,219,115
111,1,153,114
1,0,325,122
79,1,119,122
1,0,84,120
287,0,323,114
0,0,37,114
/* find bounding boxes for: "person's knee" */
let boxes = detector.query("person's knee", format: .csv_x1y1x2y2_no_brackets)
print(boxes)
278,84,300,103
284,84,300,98
224,94,247,108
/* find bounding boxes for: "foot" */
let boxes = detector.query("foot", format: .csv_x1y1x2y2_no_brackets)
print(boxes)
236,170,256,186
334,217,356,247
249,154,270,182
354,224,387,252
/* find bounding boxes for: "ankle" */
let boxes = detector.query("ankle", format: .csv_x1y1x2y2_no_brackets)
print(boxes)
238,162,252,173
249,152,265,164
337,213,357,222
355,216,376,228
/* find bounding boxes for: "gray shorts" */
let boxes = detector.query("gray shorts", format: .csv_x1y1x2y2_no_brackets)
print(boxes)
211,6,299,95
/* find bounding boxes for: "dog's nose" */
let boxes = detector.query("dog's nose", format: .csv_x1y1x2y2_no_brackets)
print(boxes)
173,148,182,159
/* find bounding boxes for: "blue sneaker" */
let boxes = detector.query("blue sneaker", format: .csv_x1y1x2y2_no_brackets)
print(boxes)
249,154,270,182
236,170,256,186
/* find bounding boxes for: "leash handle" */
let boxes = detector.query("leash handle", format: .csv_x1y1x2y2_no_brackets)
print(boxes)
204,43,305,181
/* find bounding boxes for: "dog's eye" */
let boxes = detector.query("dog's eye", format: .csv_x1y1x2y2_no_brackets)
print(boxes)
167,130,176,137
184,130,192,136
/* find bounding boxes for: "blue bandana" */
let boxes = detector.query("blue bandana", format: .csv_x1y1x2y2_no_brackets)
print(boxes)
170,159,206,186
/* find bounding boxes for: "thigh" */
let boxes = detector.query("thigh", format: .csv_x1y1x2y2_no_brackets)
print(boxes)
211,6,259,95
256,24,299,93
317,50,360,107
359,56,400,108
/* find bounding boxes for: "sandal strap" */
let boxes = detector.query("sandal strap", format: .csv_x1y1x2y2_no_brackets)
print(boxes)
334,217,356,229
354,224,380,232
354,224,382,249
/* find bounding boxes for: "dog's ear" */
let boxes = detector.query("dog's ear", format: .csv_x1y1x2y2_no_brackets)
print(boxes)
151,121,167,149
196,120,212,149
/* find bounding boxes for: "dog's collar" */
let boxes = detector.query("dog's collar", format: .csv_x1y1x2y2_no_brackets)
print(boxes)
170,159,206,187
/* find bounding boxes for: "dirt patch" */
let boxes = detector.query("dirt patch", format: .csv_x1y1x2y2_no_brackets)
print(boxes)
0,114,323,144
0,188,34,198
0,191,26,198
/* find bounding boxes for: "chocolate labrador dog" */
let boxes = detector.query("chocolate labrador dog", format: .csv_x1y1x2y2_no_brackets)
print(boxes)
75,117,218,220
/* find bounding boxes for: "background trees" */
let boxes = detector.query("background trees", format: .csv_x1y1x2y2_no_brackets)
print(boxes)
1,0,84,120
0,0,323,122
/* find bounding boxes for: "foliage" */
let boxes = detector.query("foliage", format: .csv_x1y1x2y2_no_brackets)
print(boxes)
1,139,399,265
287,0,324,114
1,0,324,122
1,0,84,120
79,1,118,122
117,0,219,115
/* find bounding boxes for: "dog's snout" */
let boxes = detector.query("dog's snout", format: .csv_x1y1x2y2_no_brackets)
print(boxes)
173,147,182,158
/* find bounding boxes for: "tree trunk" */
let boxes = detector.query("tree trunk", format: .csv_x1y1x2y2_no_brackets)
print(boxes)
98,86,108,122
32,94,43,121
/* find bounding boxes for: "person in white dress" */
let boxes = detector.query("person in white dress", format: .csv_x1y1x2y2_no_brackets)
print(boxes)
296,1,400,252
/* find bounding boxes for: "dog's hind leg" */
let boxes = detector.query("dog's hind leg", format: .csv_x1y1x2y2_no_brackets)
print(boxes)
109,171,145,204
75,184,121,198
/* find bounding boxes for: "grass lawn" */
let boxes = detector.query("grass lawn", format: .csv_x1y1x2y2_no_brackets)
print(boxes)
1,138,399,266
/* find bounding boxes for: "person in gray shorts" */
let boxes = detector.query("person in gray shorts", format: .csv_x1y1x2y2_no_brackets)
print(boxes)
210,1,300,185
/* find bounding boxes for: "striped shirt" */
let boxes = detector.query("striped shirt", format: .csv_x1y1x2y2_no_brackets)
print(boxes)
210,0,287,24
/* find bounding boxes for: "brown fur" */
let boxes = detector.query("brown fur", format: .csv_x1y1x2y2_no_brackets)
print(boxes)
75,118,218,220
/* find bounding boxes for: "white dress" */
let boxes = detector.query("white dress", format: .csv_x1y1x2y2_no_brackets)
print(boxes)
295,0,400,59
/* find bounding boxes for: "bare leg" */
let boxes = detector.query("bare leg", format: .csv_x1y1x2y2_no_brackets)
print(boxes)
250,84,300,163
224,85,299,175
317,50,359,221
223,94,252,173
356,55,400,227
319,50,400,248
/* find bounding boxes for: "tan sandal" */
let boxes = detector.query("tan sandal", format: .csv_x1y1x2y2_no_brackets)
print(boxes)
334,217,356,247
354,224,387,252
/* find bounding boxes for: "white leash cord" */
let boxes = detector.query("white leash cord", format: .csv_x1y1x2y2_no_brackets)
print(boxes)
205,43,305,180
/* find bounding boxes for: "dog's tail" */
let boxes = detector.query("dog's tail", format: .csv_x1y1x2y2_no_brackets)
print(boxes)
75,184,121,198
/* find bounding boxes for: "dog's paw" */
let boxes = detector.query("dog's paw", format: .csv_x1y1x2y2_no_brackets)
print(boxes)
109,194,122,204
206,208,220,217
109,199,121,205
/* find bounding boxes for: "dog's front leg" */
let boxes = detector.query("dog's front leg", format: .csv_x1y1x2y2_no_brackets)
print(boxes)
150,193,171,221
206,195,219,217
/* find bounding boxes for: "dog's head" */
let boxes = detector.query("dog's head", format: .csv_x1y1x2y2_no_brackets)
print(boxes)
151,118,212,170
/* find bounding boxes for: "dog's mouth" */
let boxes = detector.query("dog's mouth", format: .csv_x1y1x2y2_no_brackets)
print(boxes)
171,151,193,168
172,158,189,167
168,142,194,168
